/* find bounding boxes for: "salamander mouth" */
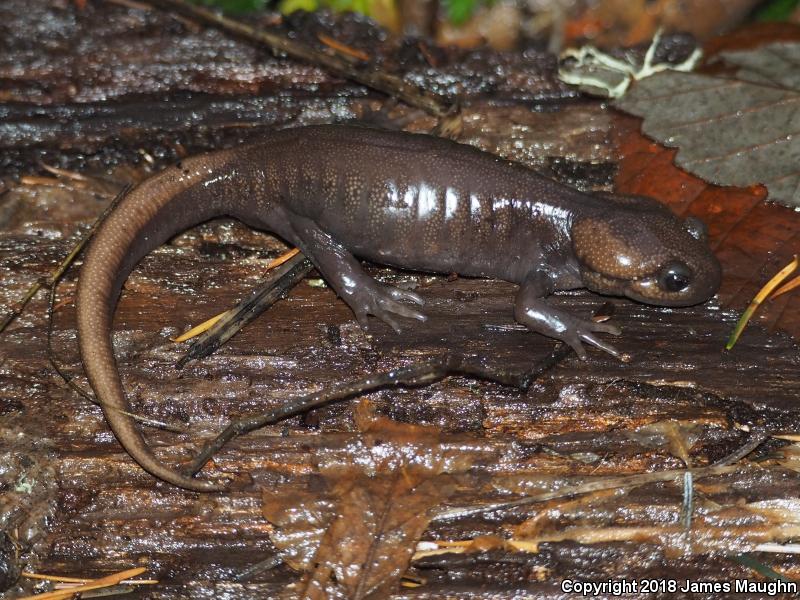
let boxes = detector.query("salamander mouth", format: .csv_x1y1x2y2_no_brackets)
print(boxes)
580,268,713,307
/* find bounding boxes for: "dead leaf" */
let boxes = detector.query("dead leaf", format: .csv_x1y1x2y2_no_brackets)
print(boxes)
262,406,471,599
300,471,459,599
614,115,800,341
614,41,800,208
628,420,697,466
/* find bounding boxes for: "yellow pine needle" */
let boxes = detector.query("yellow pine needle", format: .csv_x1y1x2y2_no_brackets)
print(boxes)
431,540,473,547
411,538,539,561
262,247,300,271
171,311,228,343
726,255,798,351
508,539,540,552
40,164,89,182
769,274,800,300
317,33,370,61
411,546,465,560
400,575,425,588
16,567,148,600
172,247,300,343
773,434,800,441
22,572,154,585
23,573,92,583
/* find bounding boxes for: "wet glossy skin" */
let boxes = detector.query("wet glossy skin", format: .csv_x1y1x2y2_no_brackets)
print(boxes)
77,124,721,490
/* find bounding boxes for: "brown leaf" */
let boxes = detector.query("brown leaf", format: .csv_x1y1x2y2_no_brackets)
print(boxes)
302,471,459,599
704,22,800,56
262,406,469,599
614,114,800,341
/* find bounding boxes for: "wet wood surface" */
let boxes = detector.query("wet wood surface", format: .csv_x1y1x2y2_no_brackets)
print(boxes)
4,183,800,598
2,1,800,598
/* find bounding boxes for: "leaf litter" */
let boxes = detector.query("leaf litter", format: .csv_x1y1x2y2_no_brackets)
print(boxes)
615,41,800,209
261,402,475,599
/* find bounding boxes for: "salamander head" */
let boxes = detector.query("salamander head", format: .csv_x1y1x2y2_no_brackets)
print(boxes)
571,208,721,307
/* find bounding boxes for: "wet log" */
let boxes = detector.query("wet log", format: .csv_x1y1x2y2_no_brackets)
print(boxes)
3,169,800,597
0,0,576,177
2,1,800,598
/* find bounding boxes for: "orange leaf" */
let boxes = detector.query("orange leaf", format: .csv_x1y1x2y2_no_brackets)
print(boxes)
614,114,800,340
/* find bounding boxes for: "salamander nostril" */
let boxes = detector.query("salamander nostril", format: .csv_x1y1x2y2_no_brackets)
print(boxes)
684,216,708,242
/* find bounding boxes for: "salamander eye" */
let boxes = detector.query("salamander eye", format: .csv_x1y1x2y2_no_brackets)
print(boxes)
659,262,692,292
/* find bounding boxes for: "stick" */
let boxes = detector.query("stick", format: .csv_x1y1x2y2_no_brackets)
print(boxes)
41,184,189,433
47,283,188,433
184,349,570,476
176,254,313,367
433,464,740,521
711,427,771,467
0,184,131,335
146,0,454,119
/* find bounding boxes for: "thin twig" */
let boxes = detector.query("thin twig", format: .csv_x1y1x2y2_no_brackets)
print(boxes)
711,427,771,467
146,0,453,119
176,253,313,367
0,184,130,335
235,553,285,582
185,349,570,477
730,553,797,584
47,283,188,433
433,464,740,521
0,277,46,335
40,184,189,433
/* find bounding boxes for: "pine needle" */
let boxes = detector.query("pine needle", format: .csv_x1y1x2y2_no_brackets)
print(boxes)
15,567,148,600
769,274,800,300
172,247,300,343
725,255,798,350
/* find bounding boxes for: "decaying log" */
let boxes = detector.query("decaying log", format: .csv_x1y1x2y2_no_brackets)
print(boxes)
3,169,800,596
0,0,581,177
2,1,800,598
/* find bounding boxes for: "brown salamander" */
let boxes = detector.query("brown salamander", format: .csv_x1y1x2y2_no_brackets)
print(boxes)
77,124,721,490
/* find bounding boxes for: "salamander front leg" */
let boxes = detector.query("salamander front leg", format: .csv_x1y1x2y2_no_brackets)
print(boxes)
514,272,621,360
286,213,427,332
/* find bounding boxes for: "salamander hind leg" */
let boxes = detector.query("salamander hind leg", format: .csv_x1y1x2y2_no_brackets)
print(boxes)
285,212,427,333
514,272,621,360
